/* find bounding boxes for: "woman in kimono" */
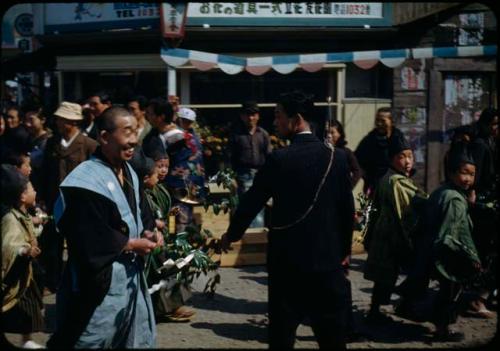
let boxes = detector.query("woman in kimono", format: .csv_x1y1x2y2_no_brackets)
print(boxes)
363,135,427,323
1,164,44,349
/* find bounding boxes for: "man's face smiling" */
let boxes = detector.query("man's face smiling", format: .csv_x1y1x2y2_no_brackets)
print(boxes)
106,115,138,162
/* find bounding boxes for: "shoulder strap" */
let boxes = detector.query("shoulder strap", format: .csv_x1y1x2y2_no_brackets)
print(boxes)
271,143,335,230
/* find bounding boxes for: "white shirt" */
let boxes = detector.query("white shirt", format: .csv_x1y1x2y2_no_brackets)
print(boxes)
60,131,80,148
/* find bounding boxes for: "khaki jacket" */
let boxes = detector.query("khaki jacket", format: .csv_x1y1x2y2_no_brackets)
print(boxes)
1,209,36,312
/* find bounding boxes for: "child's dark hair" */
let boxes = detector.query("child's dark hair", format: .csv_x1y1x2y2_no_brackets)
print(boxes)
147,98,174,124
329,119,347,147
2,151,30,168
0,164,29,211
447,141,476,174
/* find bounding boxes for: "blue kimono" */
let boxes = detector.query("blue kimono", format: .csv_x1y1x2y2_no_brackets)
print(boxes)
47,153,156,349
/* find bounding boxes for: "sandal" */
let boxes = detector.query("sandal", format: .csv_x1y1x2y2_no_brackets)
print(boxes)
164,306,196,322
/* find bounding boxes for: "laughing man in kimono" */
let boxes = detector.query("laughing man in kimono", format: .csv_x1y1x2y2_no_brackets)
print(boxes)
47,106,162,349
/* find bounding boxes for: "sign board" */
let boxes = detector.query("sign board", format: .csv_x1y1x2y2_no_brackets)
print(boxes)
41,2,391,34
2,4,33,49
186,2,392,27
160,3,188,38
43,3,160,34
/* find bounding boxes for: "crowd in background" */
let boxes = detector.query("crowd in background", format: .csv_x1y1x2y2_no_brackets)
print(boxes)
0,90,498,347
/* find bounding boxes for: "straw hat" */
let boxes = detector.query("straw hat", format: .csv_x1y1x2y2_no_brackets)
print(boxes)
54,101,83,121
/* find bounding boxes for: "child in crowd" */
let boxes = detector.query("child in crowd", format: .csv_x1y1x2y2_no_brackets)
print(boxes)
427,146,482,341
1,164,44,349
139,154,196,323
363,135,427,323
2,151,32,177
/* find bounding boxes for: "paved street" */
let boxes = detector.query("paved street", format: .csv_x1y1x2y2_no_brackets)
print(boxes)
4,254,496,349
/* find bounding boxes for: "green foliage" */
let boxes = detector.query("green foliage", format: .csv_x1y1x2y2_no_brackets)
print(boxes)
203,168,239,216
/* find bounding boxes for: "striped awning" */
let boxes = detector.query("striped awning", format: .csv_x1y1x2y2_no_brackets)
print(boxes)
161,45,496,75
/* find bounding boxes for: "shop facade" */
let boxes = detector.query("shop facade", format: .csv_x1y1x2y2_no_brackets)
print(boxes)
2,2,497,190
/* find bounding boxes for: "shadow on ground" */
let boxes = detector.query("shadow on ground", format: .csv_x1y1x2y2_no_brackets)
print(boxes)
190,292,267,314
190,322,267,343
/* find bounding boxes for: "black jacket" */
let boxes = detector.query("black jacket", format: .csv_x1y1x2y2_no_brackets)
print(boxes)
354,127,405,192
227,133,355,273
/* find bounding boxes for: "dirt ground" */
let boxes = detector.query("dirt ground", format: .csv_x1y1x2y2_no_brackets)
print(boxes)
3,253,497,349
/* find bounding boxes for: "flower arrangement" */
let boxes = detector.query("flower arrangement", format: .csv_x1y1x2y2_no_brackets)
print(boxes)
197,125,230,159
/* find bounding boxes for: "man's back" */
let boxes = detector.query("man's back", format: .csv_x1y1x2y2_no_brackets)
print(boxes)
227,133,355,272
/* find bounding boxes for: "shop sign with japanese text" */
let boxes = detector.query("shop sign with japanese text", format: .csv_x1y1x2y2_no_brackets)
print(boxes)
186,2,392,26
161,3,188,38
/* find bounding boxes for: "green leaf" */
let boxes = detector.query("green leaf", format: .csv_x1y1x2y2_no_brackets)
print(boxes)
213,203,220,215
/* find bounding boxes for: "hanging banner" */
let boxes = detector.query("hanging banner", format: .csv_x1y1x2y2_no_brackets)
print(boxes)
160,3,188,39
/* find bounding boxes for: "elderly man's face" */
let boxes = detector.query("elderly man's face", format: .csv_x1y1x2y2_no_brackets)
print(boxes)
375,112,392,135
104,115,138,162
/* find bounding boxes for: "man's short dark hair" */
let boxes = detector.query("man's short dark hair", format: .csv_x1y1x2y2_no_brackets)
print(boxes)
376,107,392,116
128,95,148,111
147,97,174,124
90,91,111,104
96,106,132,132
277,91,315,121
241,101,259,115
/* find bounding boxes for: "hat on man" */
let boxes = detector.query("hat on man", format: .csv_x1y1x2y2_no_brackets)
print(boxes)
241,101,259,114
54,101,83,121
388,134,411,159
177,107,196,122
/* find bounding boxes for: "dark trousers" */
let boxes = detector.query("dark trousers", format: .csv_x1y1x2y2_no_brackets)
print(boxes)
268,268,350,349
432,277,461,329
371,281,394,307
39,221,64,292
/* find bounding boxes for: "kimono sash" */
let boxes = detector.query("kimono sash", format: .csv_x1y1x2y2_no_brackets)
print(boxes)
54,157,143,238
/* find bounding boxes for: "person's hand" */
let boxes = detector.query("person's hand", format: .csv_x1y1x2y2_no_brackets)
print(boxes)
341,256,350,276
143,229,164,248
155,219,166,230
25,245,41,258
125,238,157,256
473,261,482,272
169,206,181,216
32,215,43,226
468,189,476,205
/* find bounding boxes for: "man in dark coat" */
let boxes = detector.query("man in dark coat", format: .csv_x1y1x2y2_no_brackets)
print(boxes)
38,102,98,293
220,91,355,349
354,107,405,194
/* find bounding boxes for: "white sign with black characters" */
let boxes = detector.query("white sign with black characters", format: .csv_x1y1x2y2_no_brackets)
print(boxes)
188,2,383,18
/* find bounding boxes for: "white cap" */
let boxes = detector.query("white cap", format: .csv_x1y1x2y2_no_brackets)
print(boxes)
177,107,196,121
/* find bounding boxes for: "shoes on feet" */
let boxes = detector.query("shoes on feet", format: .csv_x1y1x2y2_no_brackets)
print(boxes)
433,328,464,342
22,340,44,349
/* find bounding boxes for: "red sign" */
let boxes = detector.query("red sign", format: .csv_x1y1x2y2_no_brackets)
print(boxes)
160,3,188,39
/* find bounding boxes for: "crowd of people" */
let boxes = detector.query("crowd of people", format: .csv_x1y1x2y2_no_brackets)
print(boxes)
0,90,498,349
